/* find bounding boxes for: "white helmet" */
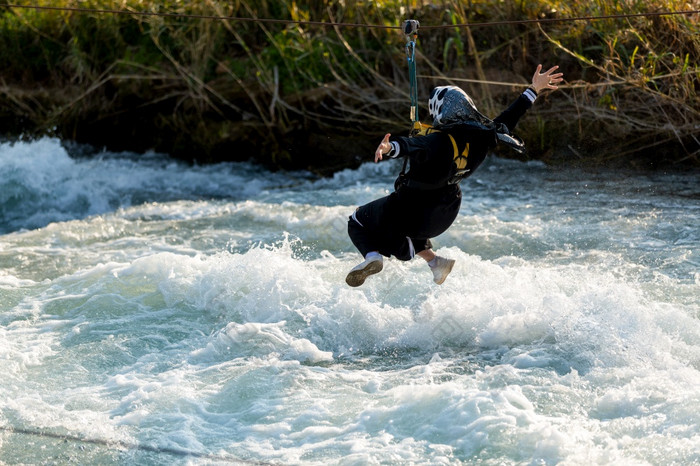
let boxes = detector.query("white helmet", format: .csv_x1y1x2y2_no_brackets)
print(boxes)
428,85,485,126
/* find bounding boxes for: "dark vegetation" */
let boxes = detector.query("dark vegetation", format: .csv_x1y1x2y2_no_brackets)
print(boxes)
1,0,698,174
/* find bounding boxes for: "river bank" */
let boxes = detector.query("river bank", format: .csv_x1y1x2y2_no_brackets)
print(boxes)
1,1,698,173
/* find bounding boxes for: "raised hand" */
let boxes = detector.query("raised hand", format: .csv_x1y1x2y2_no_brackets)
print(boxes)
531,64,564,93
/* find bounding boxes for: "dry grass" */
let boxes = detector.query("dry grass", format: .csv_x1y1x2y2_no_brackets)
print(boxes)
0,0,698,168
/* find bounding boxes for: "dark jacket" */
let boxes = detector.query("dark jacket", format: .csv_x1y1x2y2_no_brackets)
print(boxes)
386,93,534,190
378,92,534,240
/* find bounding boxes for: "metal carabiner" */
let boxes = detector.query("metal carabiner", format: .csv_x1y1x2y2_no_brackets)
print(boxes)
402,19,420,37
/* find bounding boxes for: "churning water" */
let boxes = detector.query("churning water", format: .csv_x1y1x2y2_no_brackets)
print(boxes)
0,138,698,465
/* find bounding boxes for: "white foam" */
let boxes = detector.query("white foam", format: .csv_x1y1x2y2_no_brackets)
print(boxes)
0,138,303,233
1,146,698,464
193,321,333,364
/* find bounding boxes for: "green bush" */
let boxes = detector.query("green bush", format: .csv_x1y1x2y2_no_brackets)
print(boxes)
0,0,697,169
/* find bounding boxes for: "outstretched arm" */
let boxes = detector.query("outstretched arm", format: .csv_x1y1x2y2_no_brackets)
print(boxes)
373,132,436,164
495,64,564,131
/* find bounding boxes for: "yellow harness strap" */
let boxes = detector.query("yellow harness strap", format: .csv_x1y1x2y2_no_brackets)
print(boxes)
414,122,433,136
448,134,469,170
413,124,470,172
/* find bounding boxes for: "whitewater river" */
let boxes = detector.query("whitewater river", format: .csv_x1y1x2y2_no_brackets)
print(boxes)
0,138,698,465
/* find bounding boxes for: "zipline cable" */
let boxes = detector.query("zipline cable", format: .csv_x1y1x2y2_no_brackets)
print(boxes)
3,4,700,29
420,9,700,29
4,3,396,27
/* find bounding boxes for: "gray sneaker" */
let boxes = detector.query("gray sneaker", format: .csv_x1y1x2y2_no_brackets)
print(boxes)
431,256,455,285
346,256,383,287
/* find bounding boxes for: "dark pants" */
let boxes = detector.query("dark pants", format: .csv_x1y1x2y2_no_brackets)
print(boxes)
347,188,460,261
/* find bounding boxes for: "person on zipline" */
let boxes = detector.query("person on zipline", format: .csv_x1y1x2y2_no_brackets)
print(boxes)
346,64,564,287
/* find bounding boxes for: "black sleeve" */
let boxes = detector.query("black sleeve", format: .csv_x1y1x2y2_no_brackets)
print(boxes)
493,93,535,132
385,133,436,161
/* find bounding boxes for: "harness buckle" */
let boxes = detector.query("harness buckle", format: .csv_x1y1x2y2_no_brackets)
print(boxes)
409,121,423,137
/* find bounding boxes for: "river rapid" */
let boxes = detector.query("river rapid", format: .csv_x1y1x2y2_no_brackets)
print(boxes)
1,138,698,465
